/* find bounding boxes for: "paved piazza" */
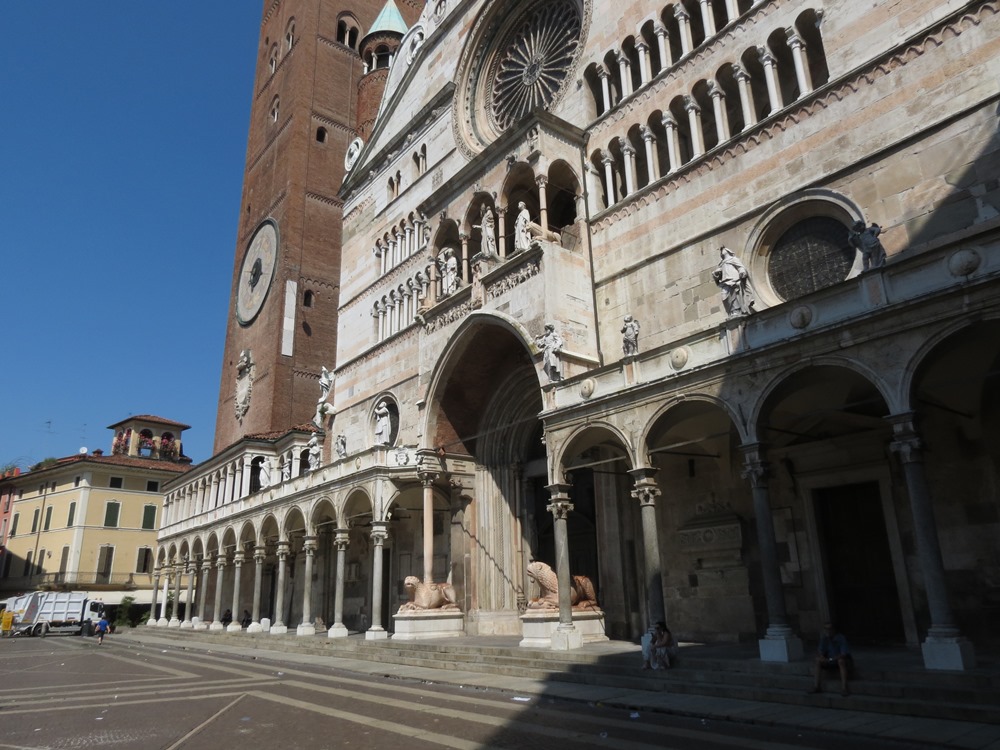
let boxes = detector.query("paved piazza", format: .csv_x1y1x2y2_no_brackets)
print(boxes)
0,634,942,749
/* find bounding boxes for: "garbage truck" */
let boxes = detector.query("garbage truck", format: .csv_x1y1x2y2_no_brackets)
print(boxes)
3,591,104,636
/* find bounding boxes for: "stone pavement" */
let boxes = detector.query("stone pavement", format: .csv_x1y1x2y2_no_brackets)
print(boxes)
115,629,1000,749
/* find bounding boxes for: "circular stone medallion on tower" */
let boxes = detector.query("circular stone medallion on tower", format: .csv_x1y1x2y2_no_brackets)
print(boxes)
454,0,588,157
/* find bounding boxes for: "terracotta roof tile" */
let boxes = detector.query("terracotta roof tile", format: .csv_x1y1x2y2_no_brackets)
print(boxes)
105,415,192,430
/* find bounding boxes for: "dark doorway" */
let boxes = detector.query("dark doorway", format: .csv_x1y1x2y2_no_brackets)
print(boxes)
814,482,905,644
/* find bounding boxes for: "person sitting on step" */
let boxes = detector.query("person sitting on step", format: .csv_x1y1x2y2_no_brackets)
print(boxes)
810,622,852,696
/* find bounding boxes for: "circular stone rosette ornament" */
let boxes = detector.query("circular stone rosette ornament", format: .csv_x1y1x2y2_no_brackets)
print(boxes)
453,0,589,157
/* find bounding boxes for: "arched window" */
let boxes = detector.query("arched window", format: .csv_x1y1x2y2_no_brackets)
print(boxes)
767,217,853,299
316,127,327,143
303,290,314,308
269,43,279,73
270,96,280,123
285,18,296,51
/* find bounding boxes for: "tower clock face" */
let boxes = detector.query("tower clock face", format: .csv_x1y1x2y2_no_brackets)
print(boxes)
236,221,278,326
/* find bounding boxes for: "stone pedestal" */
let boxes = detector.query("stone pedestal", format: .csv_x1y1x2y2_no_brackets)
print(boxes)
269,623,287,635
328,624,349,639
365,627,389,641
758,633,804,662
179,619,193,630
296,623,316,636
519,610,608,649
146,617,158,628
226,622,242,634
156,617,169,627
246,622,262,634
392,610,465,640
209,621,224,631
922,637,976,670
193,618,208,631
168,617,181,628
260,618,271,633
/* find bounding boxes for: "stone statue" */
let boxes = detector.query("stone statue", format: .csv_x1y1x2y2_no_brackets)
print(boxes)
621,315,640,356
514,201,532,253
281,459,291,482
335,433,347,459
474,203,497,256
307,435,321,471
398,576,459,611
374,401,391,446
848,221,886,271
535,323,564,381
711,247,755,318
313,366,334,428
525,561,599,611
439,248,459,296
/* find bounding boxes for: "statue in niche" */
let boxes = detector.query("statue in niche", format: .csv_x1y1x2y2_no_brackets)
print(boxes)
234,349,255,423
374,401,392,446
398,576,459,611
621,315,640,357
307,435,321,471
849,220,887,272
474,202,498,256
535,323,564,381
281,459,291,482
335,433,347,459
438,248,459,296
712,247,755,318
313,366,334,428
514,201,532,253
526,561,599,611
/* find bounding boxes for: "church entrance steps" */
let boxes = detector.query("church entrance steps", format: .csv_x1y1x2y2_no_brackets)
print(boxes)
123,629,1000,724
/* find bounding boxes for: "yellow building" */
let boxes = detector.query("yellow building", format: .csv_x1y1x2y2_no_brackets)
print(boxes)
0,416,192,608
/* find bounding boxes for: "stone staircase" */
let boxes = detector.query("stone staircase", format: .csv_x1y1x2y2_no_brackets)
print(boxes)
126,628,1000,724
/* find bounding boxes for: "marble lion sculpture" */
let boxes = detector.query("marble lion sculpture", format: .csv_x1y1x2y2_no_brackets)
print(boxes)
526,561,599,610
398,576,460,611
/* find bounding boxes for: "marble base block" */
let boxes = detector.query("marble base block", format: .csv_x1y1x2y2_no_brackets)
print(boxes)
365,627,389,641
392,610,465,640
922,638,976,670
519,610,608,649
758,635,804,662
328,623,349,639
296,623,316,636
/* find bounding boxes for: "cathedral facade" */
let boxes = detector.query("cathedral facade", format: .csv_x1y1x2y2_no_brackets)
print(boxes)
158,0,1000,668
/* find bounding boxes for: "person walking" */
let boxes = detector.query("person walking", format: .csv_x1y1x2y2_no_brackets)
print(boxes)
95,615,110,645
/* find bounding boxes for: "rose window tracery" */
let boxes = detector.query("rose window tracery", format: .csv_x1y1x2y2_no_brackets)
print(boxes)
489,2,582,130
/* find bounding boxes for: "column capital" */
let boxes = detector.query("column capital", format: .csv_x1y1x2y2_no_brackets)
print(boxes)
276,540,291,559
673,5,690,21
639,124,655,143
545,482,574,519
887,412,922,463
740,442,770,488
653,22,667,39
732,62,750,83
535,174,548,188
334,528,350,549
757,46,776,66
683,95,701,114
661,112,678,129
371,522,389,545
233,549,245,565
600,150,615,167
785,27,805,49
707,80,724,100
254,545,266,564
614,48,629,65
635,40,649,54
596,63,611,80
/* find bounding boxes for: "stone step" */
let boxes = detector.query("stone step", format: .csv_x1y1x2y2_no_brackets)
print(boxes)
135,629,1000,724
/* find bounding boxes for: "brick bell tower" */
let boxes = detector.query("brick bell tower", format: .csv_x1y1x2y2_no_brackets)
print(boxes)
215,0,423,452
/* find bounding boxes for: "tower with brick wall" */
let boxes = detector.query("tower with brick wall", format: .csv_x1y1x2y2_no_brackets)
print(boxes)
214,0,422,453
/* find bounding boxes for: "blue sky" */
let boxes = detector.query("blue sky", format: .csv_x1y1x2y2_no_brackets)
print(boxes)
1,6,260,467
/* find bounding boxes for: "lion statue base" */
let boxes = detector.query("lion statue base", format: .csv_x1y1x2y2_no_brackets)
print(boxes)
526,560,599,611
398,575,460,612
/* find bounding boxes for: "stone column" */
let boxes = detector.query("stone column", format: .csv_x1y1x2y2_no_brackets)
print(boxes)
366,522,389,640
271,542,289,634
180,559,195,628
640,125,659,182
328,529,350,638
600,151,616,207
404,225,414,258
248,545,265,633
684,96,705,158
536,175,549,233
654,23,669,69
297,537,317,636
158,573,170,625
732,64,756,129
724,0,738,23
597,64,612,112
147,569,161,627
699,0,717,37
418,462,440,584
741,444,803,661
708,81,730,142
629,469,665,627
888,415,976,670
617,138,636,195
661,113,680,172
195,558,211,629
459,233,470,283
169,564,182,627
210,554,225,631
241,455,253,498
546,483,582,650
636,41,651,85
785,29,812,97
674,6,693,56
615,49,632,99
757,47,783,113
228,550,244,632
496,207,507,258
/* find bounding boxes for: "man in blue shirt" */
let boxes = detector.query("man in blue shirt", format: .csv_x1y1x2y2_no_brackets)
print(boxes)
95,616,110,645
810,622,852,696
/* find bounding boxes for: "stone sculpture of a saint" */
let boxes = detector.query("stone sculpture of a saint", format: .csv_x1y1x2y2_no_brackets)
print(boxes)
514,201,532,253
848,220,887,271
475,203,498,256
622,315,640,357
439,248,459,296
374,401,392,446
535,323,564,381
711,247,755,318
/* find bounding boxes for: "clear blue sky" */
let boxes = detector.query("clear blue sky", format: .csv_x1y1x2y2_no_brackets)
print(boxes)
1,6,260,468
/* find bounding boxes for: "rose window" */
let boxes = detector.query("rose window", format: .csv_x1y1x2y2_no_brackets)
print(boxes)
489,1,582,130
